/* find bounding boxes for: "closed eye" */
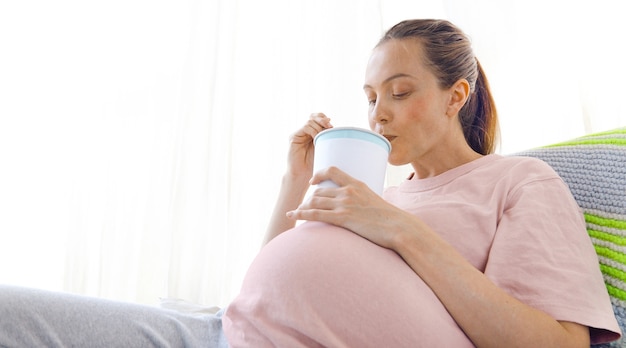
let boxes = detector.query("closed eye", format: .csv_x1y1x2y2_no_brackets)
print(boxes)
392,92,410,99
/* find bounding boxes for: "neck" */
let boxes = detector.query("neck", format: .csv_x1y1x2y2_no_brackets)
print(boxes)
410,142,483,179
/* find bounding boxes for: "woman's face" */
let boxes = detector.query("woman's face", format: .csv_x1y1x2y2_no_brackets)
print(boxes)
364,39,458,167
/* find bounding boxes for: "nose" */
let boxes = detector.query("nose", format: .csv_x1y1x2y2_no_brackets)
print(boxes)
369,101,390,127
369,107,389,136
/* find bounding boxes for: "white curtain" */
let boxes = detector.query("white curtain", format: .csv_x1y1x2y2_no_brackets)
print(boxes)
0,0,624,308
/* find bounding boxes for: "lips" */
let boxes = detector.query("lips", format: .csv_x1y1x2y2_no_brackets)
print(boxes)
384,135,397,143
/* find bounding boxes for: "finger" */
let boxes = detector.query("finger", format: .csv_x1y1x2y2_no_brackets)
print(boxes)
286,207,334,223
286,189,340,221
310,166,358,188
302,113,333,136
309,113,333,128
302,121,326,138
305,114,333,136
298,194,337,211
290,116,333,144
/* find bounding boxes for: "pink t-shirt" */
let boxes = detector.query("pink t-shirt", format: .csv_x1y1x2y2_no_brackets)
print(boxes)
223,154,621,347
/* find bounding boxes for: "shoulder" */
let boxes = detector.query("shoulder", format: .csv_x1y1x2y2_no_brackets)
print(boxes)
480,154,565,192
484,154,559,179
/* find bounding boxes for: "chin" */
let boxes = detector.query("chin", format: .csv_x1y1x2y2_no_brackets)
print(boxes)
387,156,408,167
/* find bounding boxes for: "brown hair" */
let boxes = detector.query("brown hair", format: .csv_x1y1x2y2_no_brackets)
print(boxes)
378,19,499,155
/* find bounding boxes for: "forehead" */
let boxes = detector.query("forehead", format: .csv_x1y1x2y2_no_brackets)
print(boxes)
364,39,429,84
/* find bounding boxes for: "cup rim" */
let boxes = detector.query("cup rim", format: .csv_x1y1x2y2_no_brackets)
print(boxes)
314,126,391,152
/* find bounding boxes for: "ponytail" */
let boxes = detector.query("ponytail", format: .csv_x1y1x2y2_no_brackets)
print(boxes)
459,60,499,155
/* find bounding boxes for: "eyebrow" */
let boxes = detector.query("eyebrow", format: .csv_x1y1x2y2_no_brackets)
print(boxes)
363,73,413,90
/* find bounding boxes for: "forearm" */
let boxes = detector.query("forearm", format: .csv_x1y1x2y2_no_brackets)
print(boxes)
263,172,310,245
392,221,589,348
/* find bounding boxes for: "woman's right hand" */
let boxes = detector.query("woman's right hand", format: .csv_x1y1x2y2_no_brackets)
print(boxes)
263,113,333,244
286,113,333,178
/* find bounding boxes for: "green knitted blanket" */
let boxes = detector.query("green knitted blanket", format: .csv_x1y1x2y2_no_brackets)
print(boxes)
516,127,626,347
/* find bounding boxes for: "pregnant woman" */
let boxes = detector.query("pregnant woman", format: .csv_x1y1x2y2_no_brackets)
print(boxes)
221,19,620,347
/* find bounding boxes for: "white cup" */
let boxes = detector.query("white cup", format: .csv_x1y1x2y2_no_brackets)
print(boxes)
313,127,391,195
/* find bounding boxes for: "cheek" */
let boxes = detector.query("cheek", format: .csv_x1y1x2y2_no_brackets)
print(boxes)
401,100,429,122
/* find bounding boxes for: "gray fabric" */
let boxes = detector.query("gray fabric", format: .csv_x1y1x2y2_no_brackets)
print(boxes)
0,285,229,348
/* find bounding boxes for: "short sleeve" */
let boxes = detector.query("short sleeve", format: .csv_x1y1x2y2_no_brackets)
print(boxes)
484,162,620,344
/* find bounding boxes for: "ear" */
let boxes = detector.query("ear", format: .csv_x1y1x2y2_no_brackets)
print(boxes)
446,79,470,117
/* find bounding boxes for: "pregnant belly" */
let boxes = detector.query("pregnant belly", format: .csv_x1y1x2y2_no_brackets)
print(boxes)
223,221,472,348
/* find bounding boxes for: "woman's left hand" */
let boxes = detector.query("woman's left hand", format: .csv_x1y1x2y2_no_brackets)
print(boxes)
286,166,414,249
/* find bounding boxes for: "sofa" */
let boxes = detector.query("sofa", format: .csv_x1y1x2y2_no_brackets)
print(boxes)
516,127,626,347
